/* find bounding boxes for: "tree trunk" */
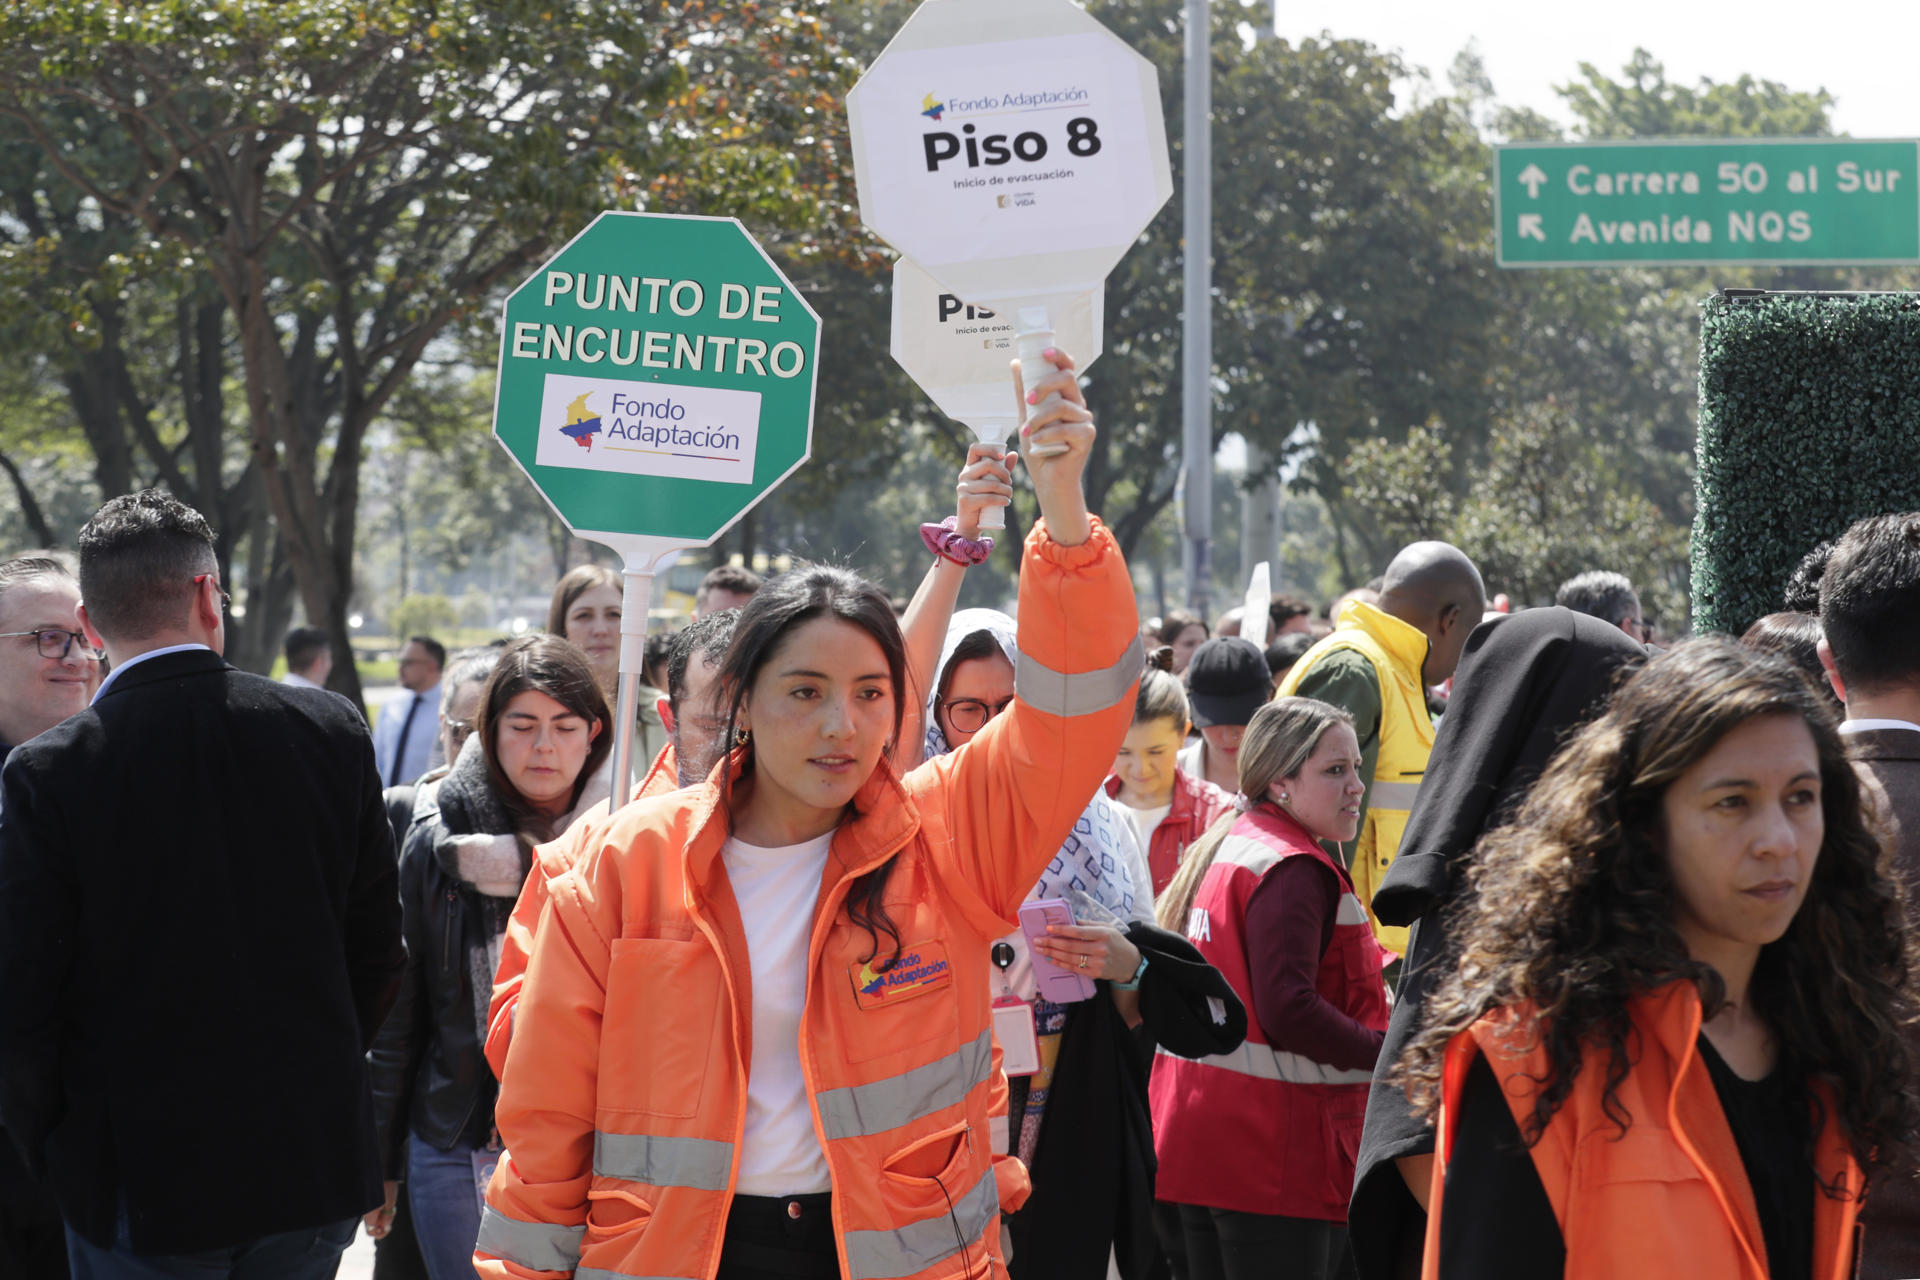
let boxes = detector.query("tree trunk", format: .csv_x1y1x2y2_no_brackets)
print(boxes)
547,517,571,581
226,501,298,676
737,506,759,572
61,361,133,499
0,450,57,547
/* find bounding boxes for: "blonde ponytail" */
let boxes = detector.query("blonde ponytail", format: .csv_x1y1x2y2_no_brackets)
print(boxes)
1153,696,1355,934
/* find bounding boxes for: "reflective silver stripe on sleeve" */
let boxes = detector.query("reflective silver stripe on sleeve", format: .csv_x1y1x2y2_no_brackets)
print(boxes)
1366,780,1423,809
816,1030,994,1141
1211,836,1283,876
594,1131,734,1192
474,1206,585,1272
842,1164,999,1280
1157,1037,1374,1086
1015,633,1145,719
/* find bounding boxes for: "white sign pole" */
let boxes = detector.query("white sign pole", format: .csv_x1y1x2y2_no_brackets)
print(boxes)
591,534,688,807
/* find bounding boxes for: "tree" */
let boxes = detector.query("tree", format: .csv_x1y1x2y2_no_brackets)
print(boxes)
0,119,299,673
1342,404,1689,622
1064,10,1509,577
0,0,851,703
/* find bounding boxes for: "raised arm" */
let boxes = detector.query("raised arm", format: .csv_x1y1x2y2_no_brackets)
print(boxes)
908,347,1143,934
898,442,1018,771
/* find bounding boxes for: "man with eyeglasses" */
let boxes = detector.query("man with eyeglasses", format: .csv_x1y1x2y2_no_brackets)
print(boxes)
0,554,97,1278
0,556,99,764
0,490,405,1280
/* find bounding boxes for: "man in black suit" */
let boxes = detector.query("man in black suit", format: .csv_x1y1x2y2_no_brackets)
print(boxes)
0,490,406,1279
1818,512,1920,1280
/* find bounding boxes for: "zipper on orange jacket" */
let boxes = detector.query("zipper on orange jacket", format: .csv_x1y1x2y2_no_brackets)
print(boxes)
1661,1001,1770,1278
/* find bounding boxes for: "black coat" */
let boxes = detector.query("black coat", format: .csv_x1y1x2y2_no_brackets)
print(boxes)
0,648,405,1254
1850,728,1920,1280
1349,609,1644,1280
1007,921,1246,1280
367,760,520,1171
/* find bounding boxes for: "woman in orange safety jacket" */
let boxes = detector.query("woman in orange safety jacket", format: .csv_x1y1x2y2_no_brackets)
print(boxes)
474,347,1145,1280
1397,640,1916,1280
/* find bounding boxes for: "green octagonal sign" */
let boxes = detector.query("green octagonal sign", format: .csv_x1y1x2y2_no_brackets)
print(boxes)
492,212,820,561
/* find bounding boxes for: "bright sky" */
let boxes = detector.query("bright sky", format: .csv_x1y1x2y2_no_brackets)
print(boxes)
1271,0,1920,140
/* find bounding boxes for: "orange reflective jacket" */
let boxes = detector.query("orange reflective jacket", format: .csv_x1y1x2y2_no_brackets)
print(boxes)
475,520,1141,1280
1423,981,1862,1280
483,742,682,1080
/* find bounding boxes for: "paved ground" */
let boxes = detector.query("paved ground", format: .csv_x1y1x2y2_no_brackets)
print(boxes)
338,1230,376,1279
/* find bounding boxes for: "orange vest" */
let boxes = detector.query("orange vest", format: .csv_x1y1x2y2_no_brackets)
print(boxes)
483,741,682,1080
474,519,1143,1280
1423,981,1863,1280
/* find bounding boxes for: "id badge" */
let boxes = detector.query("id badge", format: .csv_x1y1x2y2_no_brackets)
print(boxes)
471,1146,502,1219
992,996,1041,1077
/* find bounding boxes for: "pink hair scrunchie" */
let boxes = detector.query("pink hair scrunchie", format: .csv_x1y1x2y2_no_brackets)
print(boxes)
921,516,994,567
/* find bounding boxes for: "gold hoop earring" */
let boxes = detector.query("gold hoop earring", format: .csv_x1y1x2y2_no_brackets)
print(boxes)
733,727,751,748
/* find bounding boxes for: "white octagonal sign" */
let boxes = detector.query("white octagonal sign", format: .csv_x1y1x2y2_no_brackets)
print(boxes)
846,0,1173,303
890,258,1102,436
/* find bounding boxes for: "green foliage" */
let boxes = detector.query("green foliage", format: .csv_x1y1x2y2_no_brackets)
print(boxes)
1693,293,1920,635
1558,50,1834,140
389,593,459,640
0,0,853,696
1343,404,1688,622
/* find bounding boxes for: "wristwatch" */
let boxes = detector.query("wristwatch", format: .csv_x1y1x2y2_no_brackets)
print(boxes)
1115,953,1150,991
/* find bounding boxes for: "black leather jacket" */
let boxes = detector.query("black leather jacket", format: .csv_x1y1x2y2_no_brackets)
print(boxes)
367,776,502,1172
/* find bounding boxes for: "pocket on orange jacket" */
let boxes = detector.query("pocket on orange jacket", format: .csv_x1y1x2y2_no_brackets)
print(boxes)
882,1120,971,1186
602,936,724,1119
877,1121,989,1271
585,1181,654,1238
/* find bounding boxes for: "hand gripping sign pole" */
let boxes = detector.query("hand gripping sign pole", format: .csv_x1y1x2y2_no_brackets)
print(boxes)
491,212,820,807
850,0,1171,512
888,259,1102,526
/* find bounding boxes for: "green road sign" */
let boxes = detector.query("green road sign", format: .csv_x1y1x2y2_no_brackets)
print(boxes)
1495,139,1920,268
492,212,819,551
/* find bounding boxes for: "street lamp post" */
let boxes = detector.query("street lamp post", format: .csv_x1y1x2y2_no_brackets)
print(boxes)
1181,0,1213,617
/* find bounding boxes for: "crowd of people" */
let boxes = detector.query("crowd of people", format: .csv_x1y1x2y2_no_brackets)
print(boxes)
2,348,1920,1280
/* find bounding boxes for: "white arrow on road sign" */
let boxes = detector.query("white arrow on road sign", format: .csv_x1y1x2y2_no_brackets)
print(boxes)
1517,163,1548,198
1518,213,1546,242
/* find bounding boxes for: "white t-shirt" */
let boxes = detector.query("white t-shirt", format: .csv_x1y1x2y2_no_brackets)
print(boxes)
722,831,836,1195
1122,802,1173,862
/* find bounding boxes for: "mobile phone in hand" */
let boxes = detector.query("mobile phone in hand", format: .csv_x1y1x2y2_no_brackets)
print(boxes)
1018,897,1096,1003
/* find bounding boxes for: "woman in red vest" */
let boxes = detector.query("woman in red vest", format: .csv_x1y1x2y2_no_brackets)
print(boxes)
1151,698,1390,1280
1107,652,1235,897
1398,640,1916,1280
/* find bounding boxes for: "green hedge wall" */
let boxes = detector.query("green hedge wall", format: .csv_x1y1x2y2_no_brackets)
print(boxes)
1693,291,1920,636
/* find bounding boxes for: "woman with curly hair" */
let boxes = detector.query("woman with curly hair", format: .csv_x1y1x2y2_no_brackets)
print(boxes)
1398,639,1916,1280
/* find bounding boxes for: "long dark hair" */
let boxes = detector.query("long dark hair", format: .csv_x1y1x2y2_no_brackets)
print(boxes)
474,634,612,843
1398,639,1916,1181
716,564,909,963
